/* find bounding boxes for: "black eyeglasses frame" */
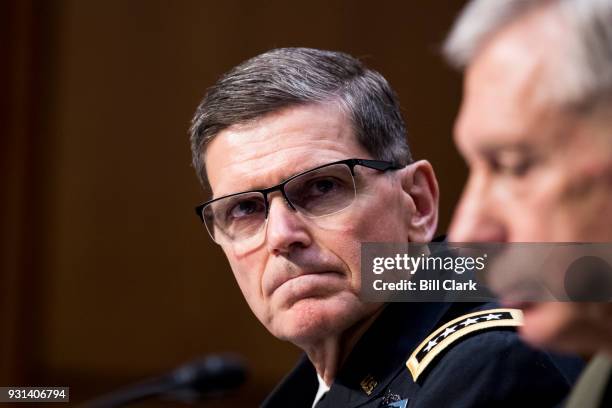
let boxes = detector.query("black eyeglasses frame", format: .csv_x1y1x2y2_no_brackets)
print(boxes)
194,158,405,223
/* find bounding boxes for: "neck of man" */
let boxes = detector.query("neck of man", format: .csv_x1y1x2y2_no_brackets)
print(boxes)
302,306,386,386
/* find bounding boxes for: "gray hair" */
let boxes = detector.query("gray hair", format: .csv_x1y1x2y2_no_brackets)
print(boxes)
444,0,612,111
189,47,411,187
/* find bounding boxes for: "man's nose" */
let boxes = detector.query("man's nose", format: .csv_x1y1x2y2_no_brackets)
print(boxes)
448,177,507,242
265,195,312,256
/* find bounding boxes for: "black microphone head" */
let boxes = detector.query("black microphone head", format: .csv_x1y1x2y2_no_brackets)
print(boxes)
170,354,247,395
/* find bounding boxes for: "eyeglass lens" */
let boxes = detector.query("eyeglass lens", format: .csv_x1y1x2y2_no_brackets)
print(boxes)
203,163,356,244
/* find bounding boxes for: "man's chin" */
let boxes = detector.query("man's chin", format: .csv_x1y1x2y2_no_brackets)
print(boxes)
270,296,362,344
518,302,578,351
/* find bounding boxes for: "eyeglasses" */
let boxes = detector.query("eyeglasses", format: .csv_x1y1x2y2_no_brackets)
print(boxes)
195,158,404,248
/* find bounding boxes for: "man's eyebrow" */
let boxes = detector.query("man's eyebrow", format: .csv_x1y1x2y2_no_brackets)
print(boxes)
478,141,533,156
274,161,336,182
212,160,337,199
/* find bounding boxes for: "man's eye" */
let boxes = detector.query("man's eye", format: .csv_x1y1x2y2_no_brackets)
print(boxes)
229,199,264,218
501,160,533,177
489,155,534,177
307,178,338,196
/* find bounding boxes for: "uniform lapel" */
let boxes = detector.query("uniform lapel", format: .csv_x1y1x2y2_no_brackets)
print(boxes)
318,302,452,407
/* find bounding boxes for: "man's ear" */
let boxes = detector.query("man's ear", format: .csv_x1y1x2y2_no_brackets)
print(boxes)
399,160,439,242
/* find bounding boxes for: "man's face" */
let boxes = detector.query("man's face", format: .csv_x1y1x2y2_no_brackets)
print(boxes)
449,10,612,352
449,11,612,243
204,103,434,346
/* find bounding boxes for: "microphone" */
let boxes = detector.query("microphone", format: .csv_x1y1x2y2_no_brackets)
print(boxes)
83,354,247,407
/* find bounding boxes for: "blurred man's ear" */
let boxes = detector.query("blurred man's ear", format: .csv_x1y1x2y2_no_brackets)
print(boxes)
399,160,439,242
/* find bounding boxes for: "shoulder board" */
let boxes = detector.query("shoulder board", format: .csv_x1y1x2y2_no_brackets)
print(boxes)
406,308,523,382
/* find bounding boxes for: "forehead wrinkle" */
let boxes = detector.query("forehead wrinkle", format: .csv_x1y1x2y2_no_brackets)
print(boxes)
205,104,366,198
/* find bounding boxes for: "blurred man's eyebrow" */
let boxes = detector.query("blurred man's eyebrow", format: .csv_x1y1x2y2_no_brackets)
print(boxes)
455,132,532,157
479,142,533,156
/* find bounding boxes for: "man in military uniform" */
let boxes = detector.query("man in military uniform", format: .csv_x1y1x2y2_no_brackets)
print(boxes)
189,47,581,407
444,0,612,407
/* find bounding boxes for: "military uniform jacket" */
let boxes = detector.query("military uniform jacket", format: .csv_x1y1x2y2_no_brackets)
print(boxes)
261,302,583,408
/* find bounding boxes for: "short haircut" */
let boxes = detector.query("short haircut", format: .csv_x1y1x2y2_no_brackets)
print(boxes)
189,47,411,187
443,0,612,111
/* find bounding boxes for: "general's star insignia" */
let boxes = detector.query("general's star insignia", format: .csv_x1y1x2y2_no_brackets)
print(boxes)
440,325,457,338
423,339,437,352
406,308,523,382
460,317,479,326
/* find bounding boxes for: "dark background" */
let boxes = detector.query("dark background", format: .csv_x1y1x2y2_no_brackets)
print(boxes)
2,0,466,405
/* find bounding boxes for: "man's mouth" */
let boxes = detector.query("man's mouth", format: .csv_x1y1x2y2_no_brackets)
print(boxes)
267,270,345,300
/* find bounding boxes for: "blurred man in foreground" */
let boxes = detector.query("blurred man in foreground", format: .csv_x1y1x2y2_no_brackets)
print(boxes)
445,0,612,405
189,47,580,407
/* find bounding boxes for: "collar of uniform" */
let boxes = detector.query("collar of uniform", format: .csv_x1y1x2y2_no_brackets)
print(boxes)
261,354,318,408
325,301,453,407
